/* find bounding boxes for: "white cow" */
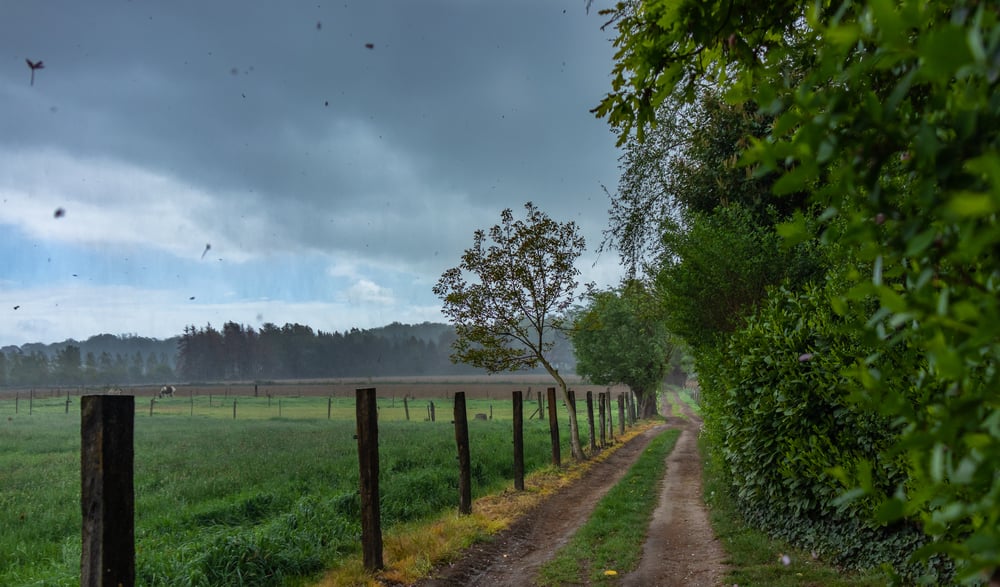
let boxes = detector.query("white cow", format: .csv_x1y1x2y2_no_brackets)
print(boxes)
158,385,176,398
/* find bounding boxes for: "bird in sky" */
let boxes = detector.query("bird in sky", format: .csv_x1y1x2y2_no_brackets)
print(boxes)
25,59,44,86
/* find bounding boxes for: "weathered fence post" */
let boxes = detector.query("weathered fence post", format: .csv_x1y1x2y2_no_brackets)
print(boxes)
190,393,194,417
149,397,155,417
567,390,576,429
355,387,383,571
65,390,71,414
403,396,410,421
547,387,561,467
30,389,33,415
586,391,596,454
328,396,332,420
233,399,237,420
536,389,543,421
15,392,19,414
607,392,615,442
618,394,625,436
81,395,135,586
430,401,436,422
254,383,259,397
598,392,607,448
513,391,524,491
454,392,472,515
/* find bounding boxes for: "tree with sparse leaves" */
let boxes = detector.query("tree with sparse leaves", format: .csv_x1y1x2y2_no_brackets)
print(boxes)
434,202,587,461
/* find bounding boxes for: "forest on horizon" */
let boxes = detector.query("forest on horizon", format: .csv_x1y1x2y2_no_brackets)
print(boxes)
0,321,576,388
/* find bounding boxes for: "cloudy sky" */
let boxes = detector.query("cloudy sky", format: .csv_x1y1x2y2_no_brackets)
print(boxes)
0,1,623,347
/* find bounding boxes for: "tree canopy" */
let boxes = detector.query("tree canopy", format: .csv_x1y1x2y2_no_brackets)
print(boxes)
434,202,588,461
572,280,673,417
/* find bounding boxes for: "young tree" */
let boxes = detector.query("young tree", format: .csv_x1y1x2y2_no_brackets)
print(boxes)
434,202,587,461
572,280,673,417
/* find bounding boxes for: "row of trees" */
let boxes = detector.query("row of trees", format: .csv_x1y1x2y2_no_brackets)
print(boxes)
587,0,999,583
173,321,531,382
0,346,175,387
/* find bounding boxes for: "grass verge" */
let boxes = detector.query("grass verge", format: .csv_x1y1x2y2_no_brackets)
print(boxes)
536,428,681,586
700,433,888,586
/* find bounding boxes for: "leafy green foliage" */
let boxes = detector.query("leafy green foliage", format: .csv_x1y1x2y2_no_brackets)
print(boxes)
434,202,588,460
655,204,821,351
572,281,674,417
703,283,949,581
597,0,1000,580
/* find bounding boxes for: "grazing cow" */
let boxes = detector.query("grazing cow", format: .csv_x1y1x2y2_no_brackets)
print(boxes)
105,386,123,395
158,385,175,398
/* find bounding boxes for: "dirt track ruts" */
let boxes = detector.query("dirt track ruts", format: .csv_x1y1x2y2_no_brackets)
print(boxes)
417,389,727,586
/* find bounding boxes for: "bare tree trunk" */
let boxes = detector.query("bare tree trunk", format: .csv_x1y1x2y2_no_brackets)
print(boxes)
542,360,585,461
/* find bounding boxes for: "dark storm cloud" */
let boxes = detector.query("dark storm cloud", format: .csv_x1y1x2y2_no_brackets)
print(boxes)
2,0,619,272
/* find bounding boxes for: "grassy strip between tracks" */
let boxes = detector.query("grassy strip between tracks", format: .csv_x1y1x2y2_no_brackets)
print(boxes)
313,420,663,587
535,427,681,586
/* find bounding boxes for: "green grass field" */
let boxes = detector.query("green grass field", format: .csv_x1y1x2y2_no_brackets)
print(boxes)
1,394,593,586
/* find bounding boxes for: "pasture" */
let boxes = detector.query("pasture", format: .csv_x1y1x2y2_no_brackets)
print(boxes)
0,377,625,586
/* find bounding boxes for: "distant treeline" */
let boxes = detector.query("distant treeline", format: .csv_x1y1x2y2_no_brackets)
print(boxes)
175,321,491,381
0,322,577,387
0,333,177,388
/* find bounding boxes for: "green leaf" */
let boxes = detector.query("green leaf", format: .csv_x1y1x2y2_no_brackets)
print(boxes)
918,25,974,81
948,191,998,218
772,162,816,195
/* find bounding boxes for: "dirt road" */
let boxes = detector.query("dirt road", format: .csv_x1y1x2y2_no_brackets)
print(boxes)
418,390,726,586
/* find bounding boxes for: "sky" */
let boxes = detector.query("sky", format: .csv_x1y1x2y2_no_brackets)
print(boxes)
0,0,624,348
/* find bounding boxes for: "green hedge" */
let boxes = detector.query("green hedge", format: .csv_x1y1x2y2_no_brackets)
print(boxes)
699,283,951,582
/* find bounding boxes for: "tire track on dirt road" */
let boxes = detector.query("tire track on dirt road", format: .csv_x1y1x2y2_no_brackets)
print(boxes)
418,424,668,587
621,389,727,586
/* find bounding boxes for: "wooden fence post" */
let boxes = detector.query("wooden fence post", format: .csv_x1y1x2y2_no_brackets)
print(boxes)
30,389,33,415
598,392,607,448
513,391,524,491
81,395,135,586
233,399,237,420
430,401,436,422
454,392,472,515
536,390,543,421
586,391,596,454
403,396,410,421
547,387,561,467
618,394,625,436
328,396,332,420
355,387,383,571
567,390,576,429
149,397,155,417
607,392,615,442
